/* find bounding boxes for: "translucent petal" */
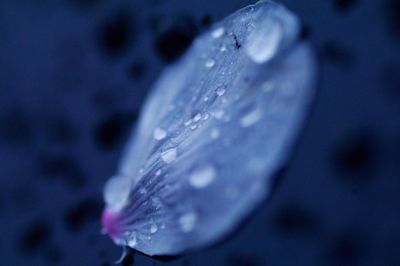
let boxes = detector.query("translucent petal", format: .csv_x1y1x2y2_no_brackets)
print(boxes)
102,0,316,256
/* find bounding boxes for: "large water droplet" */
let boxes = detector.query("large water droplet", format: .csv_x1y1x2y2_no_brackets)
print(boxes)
153,127,167,140
205,58,215,68
150,224,158,234
240,108,262,127
193,113,202,122
189,165,216,189
245,22,282,63
211,27,225,38
161,148,177,164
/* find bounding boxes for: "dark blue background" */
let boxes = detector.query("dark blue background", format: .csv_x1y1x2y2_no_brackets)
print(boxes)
0,0,399,265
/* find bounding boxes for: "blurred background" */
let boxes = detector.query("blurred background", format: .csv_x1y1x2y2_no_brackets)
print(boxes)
0,0,399,265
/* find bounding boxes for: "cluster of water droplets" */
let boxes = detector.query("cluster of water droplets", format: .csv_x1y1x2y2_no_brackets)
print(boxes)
103,0,316,256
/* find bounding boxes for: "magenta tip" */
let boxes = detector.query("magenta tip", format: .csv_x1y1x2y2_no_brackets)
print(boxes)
101,209,120,238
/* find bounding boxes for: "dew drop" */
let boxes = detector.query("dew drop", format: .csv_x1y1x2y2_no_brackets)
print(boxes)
205,58,215,68
240,108,262,127
179,212,197,233
193,113,202,122
150,224,158,234
155,169,162,176
211,27,225,38
245,21,282,63
161,148,177,164
153,127,167,140
126,232,137,248
210,128,220,139
189,165,216,189
216,86,226,96
213,110,225,120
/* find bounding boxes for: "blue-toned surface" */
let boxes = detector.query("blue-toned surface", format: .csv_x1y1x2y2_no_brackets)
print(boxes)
103,1,316,256
0,0,399,265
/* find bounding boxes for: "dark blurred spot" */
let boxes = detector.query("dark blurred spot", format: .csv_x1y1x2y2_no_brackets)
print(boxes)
121,253,135,266
64,196,102,232
385,0,400,37
92,89,125,110
200,15,213,28
94,111,137,150
0,108,32,145
300,24,311,40
323,232,365,266
334,0,356,11
332,131,378,180
225,253,260,266
41,115,78,144
320,42,355,68
128,60,146,81
97,11,134,57
38,154,86,189
11,185,38,211
380,63,400,98
154,16,197,62
18,220,52,254
148,15,164,34
45,245,62,263
273,204,321,238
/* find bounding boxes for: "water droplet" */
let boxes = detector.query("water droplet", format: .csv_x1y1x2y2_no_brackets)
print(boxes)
214,110,225,120
184,119,192,126
139,188,148,194
189,123,198,130
153,127,167,140
179,212,197,233
189,165,216,188
126,232,137,248
216,86,226,96
151,197,162,210
262,81,274,92
220,44,227,52
240,108,262,127
193,113,202,122
205,58,215,68
245,22,282,63
161,148,177,164
211,27,225,38
210,128,220,139
203,113,210,120
150,224,158,234
155,169,162,176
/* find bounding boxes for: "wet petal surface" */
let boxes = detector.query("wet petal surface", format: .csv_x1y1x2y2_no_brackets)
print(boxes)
103,0,316,256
